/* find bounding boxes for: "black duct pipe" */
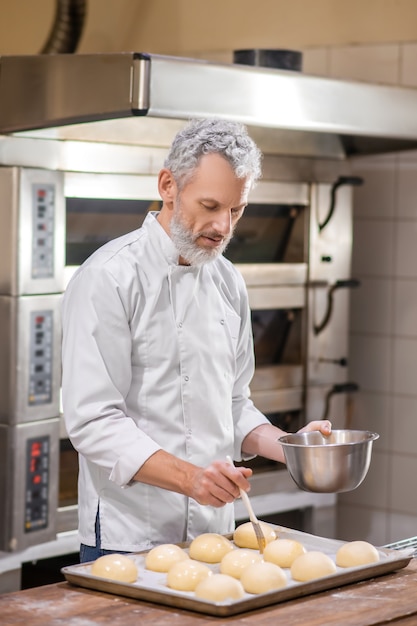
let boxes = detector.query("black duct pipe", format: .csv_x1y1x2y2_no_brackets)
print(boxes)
41,0,87,54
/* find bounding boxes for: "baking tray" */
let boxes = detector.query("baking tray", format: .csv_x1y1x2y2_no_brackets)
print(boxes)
61,525,412,617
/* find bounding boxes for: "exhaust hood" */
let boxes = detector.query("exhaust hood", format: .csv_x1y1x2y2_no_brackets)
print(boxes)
1,52,417,162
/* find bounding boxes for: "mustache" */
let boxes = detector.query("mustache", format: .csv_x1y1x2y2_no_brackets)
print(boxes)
193,228,235,243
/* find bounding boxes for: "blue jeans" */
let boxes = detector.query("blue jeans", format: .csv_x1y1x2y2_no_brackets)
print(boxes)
79,509,131,563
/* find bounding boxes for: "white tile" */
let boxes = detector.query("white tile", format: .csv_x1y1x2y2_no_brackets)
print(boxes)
339,450,389,509
337,503,388,544
350,277,393,334
393,279,417,337
301,47,329,76
397,149,417,165
395,221,417,278
188,50,232,63
347,391,391,451
400,43,417,87
393,338,417,394
387,512,417,543
397,159,417,218
350,156,397,219
349,335,391,393
352,220,394,278
390,453,417,514
329,45,400,84
391,396,417,455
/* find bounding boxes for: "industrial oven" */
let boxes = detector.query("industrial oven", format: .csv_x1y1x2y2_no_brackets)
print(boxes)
0,159,357,552
1,52,417,559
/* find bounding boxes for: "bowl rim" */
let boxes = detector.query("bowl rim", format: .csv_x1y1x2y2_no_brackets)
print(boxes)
278,429,380,448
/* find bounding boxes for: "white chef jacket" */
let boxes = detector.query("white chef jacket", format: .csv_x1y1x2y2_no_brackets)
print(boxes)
62,211,269,552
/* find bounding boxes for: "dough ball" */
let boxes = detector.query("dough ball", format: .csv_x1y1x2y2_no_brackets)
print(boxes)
233,522,277,550
145,543,189,572
263,539,306,568
189,533,234,563
90,554,138,583
290,551,337,582
167,559,212,591
240,561,287,594
195,573,245,602
336,541,380,568
220,549,263,579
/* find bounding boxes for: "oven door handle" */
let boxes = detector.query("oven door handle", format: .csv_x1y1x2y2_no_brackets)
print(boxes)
318,176,364,232
313,278,360,335
322,382,360,421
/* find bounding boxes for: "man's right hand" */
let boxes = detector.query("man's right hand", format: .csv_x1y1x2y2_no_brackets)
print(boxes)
133,450,252,507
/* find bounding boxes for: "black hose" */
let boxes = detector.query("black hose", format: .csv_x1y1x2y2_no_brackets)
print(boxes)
41,0,87,54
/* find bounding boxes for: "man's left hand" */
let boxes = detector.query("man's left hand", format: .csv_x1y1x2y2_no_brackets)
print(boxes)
297,420,332,436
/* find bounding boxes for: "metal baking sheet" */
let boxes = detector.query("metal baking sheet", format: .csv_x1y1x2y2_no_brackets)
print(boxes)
61,525,412,617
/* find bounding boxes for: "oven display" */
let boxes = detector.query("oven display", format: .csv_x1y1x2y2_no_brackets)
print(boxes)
31,183,55,279
28,310,53,406
25,435,49,532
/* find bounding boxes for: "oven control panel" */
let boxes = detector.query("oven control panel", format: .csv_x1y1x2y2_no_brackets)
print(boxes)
0,293,61,425
25,435,50,532
32,183,56,279
0,167,65,296
29,310,53,406
0,419,59,552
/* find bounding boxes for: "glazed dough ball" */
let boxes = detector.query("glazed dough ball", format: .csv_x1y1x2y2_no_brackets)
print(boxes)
263,539,306,568
240,561,287,594
290,551,337,582
233,522,277,550
336,541,380,568
195,573,245,602
189,533,234,563
220,549,263,579
145,543,189,572
90,554,138,583
167,559,212,591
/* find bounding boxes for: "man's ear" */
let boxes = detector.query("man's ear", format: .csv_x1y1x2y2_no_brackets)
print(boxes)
158,169,177,209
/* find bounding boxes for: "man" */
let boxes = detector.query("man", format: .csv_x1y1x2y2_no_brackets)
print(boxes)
62,118,331,562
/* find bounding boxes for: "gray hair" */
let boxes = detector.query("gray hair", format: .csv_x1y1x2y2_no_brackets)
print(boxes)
164,118,263,190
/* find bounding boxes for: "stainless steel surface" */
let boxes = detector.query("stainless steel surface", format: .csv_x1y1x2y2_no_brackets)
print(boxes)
0,53,146,132
384,536,417,557
247,284,305,310
238,263,307,286
306,181,355,425
250,364,303,392
0,133,351,178
0,419,59,552
279,430,379,493
250,387,303,414
242,264,307,312
0,529,79,593
0,294,62,424
0,168,65,295
2,53,417,157
61,525,411,617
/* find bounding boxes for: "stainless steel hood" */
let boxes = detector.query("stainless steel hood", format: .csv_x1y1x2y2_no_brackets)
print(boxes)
1,52,417,163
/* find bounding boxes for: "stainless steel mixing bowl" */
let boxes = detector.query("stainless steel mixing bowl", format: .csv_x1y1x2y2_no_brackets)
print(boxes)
278,430,379,493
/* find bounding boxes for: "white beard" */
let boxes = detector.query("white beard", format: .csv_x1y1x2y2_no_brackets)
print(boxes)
170,205,233,266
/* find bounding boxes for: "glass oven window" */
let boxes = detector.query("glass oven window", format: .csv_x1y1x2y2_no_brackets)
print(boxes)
252,309,302,366
224,203,306,264
66,198,162,266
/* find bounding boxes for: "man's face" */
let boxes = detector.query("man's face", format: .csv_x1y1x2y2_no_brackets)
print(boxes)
169,153,251,266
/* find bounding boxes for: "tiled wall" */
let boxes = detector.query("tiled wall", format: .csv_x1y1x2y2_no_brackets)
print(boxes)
303,43,417,545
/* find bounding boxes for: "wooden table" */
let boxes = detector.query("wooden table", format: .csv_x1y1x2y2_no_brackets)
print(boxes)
2,557,417,625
